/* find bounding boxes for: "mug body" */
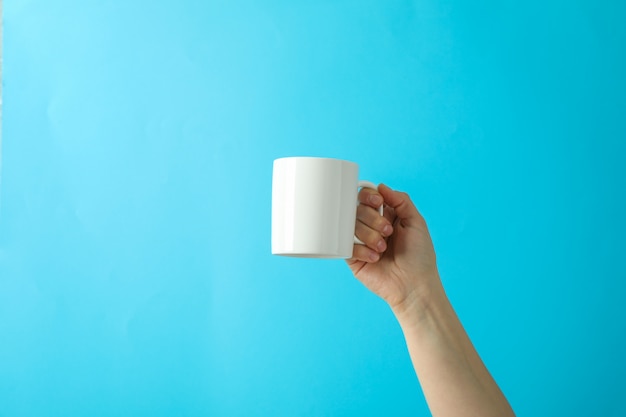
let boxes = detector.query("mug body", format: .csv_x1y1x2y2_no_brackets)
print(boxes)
272,157,359,258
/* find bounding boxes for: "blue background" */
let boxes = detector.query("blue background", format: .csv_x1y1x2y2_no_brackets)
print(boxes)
2,0,626,416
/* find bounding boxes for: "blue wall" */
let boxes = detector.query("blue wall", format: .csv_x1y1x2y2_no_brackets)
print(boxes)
2,1,625,415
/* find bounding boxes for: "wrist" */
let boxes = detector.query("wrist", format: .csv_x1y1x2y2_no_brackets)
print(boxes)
390,273,448,332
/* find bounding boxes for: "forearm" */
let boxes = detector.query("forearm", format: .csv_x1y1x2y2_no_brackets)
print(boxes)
393,276,515,417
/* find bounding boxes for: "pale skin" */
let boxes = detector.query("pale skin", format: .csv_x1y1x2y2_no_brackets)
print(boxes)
347,184,516,417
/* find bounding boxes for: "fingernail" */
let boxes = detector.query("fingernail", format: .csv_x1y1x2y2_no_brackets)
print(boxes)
382,224,393,236
377,240,386,252
369,251,380,262
369,195,383,206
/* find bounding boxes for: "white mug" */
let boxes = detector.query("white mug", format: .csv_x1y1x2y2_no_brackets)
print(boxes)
272,157,382,258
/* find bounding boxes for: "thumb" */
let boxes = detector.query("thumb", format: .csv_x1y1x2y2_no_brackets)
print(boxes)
378,184,422,227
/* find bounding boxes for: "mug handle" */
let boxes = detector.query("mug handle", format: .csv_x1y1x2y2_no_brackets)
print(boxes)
354,181,384,245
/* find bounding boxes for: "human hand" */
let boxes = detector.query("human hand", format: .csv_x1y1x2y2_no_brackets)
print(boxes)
346,184,441,315
349,185,516,417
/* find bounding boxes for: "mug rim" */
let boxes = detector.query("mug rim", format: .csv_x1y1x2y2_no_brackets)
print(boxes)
273,156,357,166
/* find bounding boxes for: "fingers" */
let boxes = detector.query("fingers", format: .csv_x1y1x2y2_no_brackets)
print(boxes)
358,187,384,209
377,183,423,227
357,204,393,238
351,184,424,264
351,242,381,263
358,186,395,224
353,188,394,263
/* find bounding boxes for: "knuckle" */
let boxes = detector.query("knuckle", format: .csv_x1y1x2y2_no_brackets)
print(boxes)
351,243,367,260
356,224,379,247
358,188,373,198
374,216,388,231
399,191,411,201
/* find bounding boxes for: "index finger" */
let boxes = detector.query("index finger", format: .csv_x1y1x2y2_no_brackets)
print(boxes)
358,187,384,209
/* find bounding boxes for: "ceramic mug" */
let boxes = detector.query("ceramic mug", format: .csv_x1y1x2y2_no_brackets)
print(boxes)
271,157,382,258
